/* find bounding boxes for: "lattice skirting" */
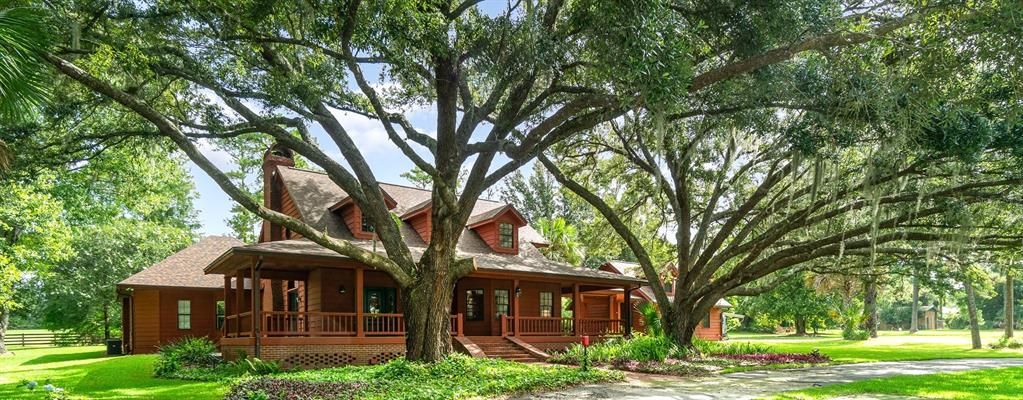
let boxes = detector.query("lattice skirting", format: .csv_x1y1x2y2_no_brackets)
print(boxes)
222,343,406,368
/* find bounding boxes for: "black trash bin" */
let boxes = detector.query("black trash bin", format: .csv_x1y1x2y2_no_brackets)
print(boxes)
106,338,123,355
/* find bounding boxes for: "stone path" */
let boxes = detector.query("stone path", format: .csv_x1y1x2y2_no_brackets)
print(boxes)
516,358,1023,400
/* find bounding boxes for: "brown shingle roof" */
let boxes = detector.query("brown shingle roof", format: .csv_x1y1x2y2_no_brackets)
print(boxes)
210,238,644,285
119,236,244,289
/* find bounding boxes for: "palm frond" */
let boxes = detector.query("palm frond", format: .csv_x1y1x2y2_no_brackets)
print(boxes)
0,7,51,122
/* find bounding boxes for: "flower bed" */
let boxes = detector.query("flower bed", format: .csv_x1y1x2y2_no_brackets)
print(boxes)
548,335,831,376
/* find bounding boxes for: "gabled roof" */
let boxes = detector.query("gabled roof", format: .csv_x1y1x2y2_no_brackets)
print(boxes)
205,238,645,285
275,166,549,246
466,204,527,228
119,236,244,290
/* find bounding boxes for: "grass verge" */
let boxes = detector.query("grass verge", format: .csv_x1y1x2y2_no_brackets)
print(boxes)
731,329,1023,362
770,366,1023,400
0,346,225,400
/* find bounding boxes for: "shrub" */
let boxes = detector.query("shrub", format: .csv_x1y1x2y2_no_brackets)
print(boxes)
155,337,220,377
990,336,1023,349
224,378,365,400
549,334,672,364
229,357,283,376
638,302,663,337
272,354,621,400
841,326,870,341
697,340,774,356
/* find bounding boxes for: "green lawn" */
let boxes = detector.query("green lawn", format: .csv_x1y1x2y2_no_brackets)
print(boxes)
0,346,225,400
771,366,1023,399
729,329,1023,362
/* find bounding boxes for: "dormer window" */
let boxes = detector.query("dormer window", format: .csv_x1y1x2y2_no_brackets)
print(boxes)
466,205,527,255
499,223,514,248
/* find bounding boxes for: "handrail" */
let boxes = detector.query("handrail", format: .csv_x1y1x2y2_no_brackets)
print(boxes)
241,311,470,338
503,317,626,336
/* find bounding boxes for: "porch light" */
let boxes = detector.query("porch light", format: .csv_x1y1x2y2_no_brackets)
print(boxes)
515,287,522,297
338,285,347,294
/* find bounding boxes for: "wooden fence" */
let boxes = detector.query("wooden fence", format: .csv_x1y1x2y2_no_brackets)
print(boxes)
5,332,97,348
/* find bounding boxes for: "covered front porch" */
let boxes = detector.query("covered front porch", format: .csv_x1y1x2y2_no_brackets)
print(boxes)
208,247,639,364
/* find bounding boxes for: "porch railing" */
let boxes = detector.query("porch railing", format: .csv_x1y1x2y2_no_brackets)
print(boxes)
226,311,464,338
500,316,624,337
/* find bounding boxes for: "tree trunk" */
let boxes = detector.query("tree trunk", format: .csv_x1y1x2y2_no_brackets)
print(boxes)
1005,273,1014,338
863,280,879,338
103,303,111,340
910,277,920,333
965,281,982,349
794,315,808,336
0,306,8,354
665,312,699,354
401,268,455,362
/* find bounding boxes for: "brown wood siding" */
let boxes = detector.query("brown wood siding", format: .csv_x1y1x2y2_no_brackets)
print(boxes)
280,185,303,239
516,281,562,318
409,212,432,243
157,289,223,351
581,294,612,319
133,288,161,353
694,307,724,341
472,216,519,254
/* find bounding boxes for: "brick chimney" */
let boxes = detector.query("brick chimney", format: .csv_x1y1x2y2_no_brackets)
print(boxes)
261,143,295,242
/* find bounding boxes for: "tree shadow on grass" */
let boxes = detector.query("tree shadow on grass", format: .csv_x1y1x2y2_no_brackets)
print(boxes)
20,349,107,366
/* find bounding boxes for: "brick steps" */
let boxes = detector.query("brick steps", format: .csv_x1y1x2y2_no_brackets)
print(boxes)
472,338,540,363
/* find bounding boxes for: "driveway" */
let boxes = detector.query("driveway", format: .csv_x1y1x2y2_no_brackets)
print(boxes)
517,358,1023,399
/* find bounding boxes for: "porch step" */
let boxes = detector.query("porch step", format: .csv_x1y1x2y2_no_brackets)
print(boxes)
473,338,540,363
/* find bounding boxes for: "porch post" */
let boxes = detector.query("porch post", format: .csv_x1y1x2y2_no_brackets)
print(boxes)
513,279,520,337
252,261,262,357
355,268,364,337
624,287,633,338
235,271,244,337
573,283,581,336
223,275,231,336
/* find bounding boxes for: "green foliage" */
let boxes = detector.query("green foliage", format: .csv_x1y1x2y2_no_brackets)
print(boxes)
989,336,1023,350
735,273,838,334
270,354,621,400
535,217,583,265
548,335,672,364
0,6,51,122
638,302,663,338
154,337,221,377
696,340,775,356
230,357,282,376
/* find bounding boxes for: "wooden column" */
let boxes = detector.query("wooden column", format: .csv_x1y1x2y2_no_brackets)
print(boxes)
223,275,232,336
252,263,261,357
573,283,581,336
513,279,520,337
624,287,633,338
355,268,364,337
235,271,245,338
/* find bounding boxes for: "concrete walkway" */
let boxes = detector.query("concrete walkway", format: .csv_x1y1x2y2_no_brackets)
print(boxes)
517,358,1023,400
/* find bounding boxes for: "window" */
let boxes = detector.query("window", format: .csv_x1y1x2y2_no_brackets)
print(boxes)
216,301,225,329
495,289,510,317
364,287,397,314
539,292,553,317
177,300,191,330
465,289,484,321
360,213,375,233
287,280,300,312
702,312,711,328
498,223,514,248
